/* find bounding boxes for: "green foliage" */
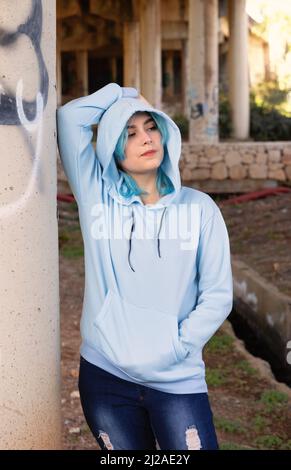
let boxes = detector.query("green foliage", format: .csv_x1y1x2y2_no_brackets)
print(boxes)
250,79,291,140
281,440,291,450
61,245,84,259
259,390,289,412
255,434,284,450
252,79,291,112
214,417,246,434
218,89,291,141
252,415,270,432
206,368,227,387
171,113,189,140
250,93,291,141
219,92,232,139
236,360,256,376
58,230,70,247
206,333,234,353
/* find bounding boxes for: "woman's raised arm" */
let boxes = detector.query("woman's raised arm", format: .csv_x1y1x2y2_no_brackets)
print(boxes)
56,83,138,203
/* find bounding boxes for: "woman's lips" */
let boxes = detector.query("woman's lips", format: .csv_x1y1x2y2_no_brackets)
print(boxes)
141,150,156,156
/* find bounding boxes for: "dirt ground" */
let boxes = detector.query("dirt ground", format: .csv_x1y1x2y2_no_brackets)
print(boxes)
218,191,291,298
58,183,291,450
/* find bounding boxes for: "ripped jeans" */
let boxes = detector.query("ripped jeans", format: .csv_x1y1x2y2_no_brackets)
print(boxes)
78,356,219,450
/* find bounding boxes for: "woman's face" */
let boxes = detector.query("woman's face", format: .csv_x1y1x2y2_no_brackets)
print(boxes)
118,112,164,175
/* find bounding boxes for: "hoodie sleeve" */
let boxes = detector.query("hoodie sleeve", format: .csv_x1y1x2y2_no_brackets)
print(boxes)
178,206,233,356
56,83,138,203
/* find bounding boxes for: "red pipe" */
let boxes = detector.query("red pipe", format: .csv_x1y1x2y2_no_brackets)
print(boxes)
57,186,291,206
57,193,75,203
219,186,291,206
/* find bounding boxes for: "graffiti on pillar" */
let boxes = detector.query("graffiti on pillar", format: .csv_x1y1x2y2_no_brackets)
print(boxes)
0,0,48,125
205,85,218,137
0,82,44,220
0,0,47,218
190,102,204,120
187,87,204,120
187,85,218,137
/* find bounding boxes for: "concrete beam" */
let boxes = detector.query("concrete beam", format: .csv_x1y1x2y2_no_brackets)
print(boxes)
57,0,82,19
89,0,133,22
162,39,182,50
161,0,188,21
162,21,187,40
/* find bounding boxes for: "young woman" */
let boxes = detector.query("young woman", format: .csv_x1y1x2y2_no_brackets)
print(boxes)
57,83,233,450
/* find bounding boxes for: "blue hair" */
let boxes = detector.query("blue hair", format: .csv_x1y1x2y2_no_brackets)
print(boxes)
113,112,175,199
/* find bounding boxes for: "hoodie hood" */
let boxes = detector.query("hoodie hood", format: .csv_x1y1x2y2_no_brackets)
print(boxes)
96,97,182,209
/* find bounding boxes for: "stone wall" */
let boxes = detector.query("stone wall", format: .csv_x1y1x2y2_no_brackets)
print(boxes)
180,142,291,185
58,142,291,193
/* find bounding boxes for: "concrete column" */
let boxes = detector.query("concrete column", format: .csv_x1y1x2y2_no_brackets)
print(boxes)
188,0,219,143
228,0,250,140
56,20,62,106
56,50,62,106
123,21,140,90
0,0,61,449
139,0,161,108
188,0,206,143
76,50,88,96
164,51,175,98
204,0,219,143
181,39,189,117
110,57,117,83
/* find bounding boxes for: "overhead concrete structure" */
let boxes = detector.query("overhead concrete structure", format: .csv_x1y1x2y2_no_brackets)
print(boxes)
0,0,61,449
56,0,253,143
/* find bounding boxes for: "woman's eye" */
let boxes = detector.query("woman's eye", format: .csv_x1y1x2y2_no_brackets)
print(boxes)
128,126,156,138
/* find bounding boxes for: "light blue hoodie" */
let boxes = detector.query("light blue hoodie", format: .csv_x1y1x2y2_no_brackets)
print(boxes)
57,83,233,394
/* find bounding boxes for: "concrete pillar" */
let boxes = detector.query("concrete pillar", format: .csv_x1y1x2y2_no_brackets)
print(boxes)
228,0,250,140
164,51,175,98
204,0,219,143
123,21,140,90
0,0,61,449
188,0,219,143
76,50,88,96
181,39,189,117
188,0,206,143
56,49,62,106
56,20,62,106
110,57,118,83
139,0,161,108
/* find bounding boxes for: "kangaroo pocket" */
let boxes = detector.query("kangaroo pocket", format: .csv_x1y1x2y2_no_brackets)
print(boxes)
93,289,189,382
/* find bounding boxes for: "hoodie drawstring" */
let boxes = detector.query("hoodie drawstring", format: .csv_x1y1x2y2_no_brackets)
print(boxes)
128,206,167,272
128,208,135,272
157,206,167,258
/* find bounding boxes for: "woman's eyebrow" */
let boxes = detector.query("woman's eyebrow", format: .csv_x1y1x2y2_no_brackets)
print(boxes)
127,118,154,129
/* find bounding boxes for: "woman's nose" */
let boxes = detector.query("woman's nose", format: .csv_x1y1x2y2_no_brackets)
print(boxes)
141,131,152,144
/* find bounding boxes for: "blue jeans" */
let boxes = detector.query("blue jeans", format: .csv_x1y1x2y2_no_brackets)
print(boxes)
78,356,219,450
